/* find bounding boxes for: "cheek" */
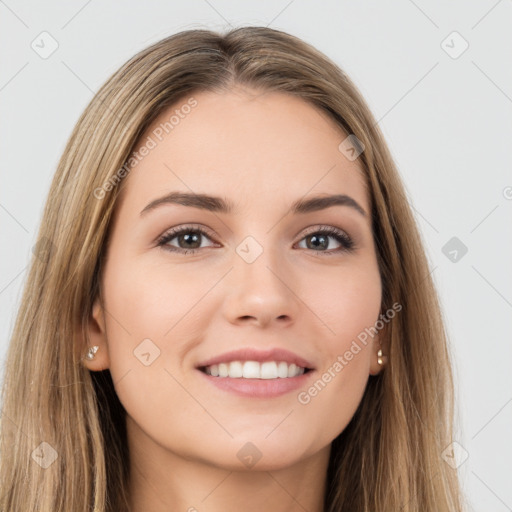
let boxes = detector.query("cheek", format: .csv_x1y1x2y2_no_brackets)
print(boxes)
100,262,196,443
103,255,204,344
104,249,382,382
307,258,382,348
99,243,382,463
293,262,381,434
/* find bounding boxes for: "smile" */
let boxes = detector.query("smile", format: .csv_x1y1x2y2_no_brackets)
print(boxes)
201,360,310,379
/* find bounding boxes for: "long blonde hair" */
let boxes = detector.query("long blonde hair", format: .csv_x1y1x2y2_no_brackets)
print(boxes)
0,26,464,511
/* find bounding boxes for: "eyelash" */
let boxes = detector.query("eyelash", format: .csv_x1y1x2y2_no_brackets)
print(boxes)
156,224,355,256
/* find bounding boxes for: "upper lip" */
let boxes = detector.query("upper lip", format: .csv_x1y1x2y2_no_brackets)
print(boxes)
196,348,315,370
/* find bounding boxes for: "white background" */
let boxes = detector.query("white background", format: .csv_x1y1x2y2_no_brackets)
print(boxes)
1,1,511,510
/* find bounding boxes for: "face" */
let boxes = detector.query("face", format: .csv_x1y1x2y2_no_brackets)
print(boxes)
85,86,383,472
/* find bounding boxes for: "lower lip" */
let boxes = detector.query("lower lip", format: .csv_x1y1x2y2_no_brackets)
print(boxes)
197,369,315,398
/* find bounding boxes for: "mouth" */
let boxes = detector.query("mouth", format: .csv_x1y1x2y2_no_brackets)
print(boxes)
199,360,313,379
195,348,315,398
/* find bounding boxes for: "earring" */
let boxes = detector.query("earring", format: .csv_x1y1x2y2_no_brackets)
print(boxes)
377,348,384,365
85,345,99,361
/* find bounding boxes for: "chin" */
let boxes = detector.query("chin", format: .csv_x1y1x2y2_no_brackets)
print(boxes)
202,436,314,472
212,453,306,473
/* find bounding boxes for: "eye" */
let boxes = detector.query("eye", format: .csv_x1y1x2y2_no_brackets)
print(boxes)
156,224,355,255
156,224,217,254
295,226,355,255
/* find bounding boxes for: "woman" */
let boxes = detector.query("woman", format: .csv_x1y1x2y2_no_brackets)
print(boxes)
0,26,465,511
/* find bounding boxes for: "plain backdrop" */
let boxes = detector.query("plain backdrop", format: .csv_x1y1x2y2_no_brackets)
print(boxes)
1,1,511,510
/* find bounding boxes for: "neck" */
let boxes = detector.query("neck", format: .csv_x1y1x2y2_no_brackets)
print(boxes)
126,417,330,511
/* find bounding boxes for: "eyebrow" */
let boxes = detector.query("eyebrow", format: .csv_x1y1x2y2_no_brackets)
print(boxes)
140,191,367,217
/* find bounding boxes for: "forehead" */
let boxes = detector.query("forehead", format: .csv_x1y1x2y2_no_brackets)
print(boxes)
118,87,370,216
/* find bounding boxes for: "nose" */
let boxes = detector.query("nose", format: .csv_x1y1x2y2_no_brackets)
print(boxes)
221,248,300,328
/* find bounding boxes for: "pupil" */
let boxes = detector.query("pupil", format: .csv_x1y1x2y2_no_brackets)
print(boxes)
180,233,200,249
308,234,327,250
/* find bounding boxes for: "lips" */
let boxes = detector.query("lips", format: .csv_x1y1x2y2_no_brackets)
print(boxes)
195,348,315,398
196,347,315,371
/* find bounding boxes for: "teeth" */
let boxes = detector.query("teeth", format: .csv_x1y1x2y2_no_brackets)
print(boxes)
243,361,260,379
228,361,242,378
277,361,288,378
260,361,277,379
203,360,307,379
218,363,229,378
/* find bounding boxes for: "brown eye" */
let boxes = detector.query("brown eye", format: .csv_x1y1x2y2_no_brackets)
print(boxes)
296,227,355,255
156,224,355,256
157,226,216,254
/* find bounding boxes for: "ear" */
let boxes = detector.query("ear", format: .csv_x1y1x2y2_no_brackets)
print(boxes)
79,296,111,371
368,334,388,376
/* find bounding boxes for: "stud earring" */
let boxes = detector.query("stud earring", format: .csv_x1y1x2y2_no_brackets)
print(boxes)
85,345,99,361
377,348,384,365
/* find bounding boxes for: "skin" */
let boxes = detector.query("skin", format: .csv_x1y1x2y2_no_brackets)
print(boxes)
83,86,385,511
